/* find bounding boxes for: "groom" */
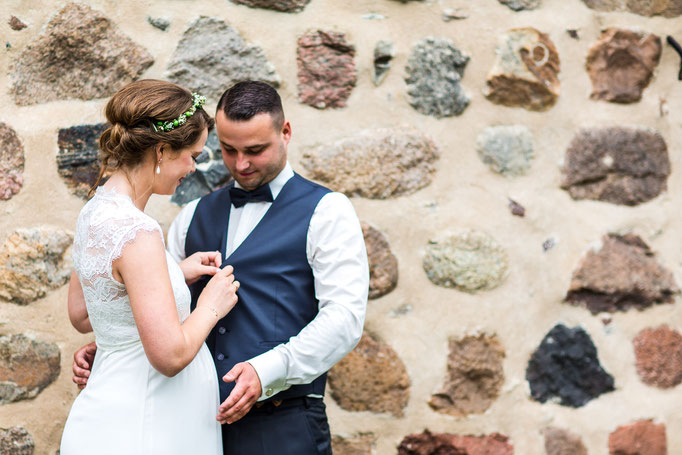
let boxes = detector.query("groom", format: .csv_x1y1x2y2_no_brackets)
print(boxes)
74,81,369,454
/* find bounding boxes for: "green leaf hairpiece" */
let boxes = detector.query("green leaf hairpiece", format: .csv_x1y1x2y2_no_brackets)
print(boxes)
153,92,207,132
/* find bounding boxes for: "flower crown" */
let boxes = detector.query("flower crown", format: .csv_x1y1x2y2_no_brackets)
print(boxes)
153,93,207,132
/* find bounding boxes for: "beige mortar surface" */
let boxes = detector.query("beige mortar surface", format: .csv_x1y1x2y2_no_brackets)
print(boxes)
1,0,682,453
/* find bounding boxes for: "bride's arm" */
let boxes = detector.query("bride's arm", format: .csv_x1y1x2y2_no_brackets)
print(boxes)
68,271,93,333
114,230,239,377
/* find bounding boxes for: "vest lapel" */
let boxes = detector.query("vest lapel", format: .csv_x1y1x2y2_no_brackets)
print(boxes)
226,176,298,261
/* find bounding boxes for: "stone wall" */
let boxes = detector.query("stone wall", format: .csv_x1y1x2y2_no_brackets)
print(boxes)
1,0,682,453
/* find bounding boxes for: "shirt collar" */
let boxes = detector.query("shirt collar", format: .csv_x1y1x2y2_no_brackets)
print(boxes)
233,162,293,200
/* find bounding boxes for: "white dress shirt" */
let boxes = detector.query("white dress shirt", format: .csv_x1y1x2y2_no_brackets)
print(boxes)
167,162,369,400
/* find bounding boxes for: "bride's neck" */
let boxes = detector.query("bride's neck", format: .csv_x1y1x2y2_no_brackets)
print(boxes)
104,167,154,211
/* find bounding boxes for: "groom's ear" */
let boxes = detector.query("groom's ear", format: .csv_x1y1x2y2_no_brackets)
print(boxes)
281,120,292,145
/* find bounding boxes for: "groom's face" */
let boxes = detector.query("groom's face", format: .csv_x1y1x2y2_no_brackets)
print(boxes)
216,110,291,191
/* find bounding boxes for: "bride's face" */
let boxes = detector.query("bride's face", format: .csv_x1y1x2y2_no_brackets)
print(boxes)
154,128,208,195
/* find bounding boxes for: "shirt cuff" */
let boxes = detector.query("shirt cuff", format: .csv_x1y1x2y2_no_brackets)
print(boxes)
247,348,289,401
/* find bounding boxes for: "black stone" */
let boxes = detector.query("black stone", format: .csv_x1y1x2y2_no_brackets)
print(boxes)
57,124,107,199
171,131,232,206
526,324,614,407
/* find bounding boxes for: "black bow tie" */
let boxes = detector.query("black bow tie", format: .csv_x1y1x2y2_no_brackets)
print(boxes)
229,185,273,208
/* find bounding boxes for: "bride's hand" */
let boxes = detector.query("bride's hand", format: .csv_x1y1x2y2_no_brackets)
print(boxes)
179,251,222,285
197,265,239,320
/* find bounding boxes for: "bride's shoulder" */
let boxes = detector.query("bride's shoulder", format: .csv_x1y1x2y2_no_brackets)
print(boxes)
78,187,161,239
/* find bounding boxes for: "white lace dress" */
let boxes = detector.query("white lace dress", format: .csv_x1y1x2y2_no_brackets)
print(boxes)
60,187,222,455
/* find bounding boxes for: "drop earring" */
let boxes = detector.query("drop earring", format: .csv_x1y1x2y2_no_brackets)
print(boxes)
156,158,162,175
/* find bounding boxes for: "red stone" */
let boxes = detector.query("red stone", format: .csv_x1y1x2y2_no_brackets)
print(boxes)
609,420,667,455
296,30,356,109
633,326,682,388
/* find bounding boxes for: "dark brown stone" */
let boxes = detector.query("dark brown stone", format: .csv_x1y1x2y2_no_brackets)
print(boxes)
327,332,409,416
297,30,356,109
331,433,375,455
398,430,514,455
508,199,525,217
10,3,153,105
361,223,398,299
560,127,670,206
609,420,667,455
8,16,27,31
0,427,34,455
0,334,61,404
633,326,682,389
543,427,587,455
0,123,24,200
429,334,505,417
484,28,560,111
57,124,107,200
582,0,682,17
566,234,678,314
586,28,661,104
229,0,311,12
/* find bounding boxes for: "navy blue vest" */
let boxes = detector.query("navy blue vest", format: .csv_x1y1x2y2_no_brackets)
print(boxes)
185,173,331,402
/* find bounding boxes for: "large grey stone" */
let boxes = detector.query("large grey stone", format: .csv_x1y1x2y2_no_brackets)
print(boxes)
297,30,356,109
0,427,34,455
476,125,533,176
301,127,439,199
229,0,312,12
586,28,661,104
10,3,153,106
57,124,107,200
0,334,61,404
484,28,560,111
171,131,232,206
423,231,508,292
165,17,280,103
0,123,24,200
405,37,470,117
560,127,670,206
582,0,682,17
0,227,73,305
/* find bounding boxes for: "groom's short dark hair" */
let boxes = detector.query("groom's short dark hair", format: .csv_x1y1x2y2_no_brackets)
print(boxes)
217,81,284,130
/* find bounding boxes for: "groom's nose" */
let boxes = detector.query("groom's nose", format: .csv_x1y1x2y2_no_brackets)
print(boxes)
235,152,250,171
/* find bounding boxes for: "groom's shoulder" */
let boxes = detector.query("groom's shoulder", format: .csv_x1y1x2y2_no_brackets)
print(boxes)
292,172,331,195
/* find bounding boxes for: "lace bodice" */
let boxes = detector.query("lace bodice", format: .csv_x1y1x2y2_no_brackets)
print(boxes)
73,187,191,350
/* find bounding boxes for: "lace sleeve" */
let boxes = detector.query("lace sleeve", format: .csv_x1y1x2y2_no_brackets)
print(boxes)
108,217,164,276
73,193,165,283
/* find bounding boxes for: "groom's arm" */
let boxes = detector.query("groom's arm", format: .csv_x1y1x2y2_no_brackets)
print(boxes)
217,192,368,423
167,199,201,263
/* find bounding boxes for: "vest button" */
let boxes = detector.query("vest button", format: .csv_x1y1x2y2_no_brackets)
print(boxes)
218,327,226,335
217,353,225,361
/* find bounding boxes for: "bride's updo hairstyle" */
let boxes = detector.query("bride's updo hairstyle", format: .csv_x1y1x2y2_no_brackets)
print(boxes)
91,79,214,196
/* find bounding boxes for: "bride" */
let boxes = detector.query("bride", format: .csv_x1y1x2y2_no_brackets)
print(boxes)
60,80,236,454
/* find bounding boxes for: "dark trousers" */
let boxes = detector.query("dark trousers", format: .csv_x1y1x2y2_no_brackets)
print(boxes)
221,397,332,455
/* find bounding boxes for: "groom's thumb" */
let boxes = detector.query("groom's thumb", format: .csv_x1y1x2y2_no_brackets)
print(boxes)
223,364,240,383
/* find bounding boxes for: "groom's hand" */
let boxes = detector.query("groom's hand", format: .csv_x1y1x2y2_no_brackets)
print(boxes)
216,362,262,424
72,341,97,389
